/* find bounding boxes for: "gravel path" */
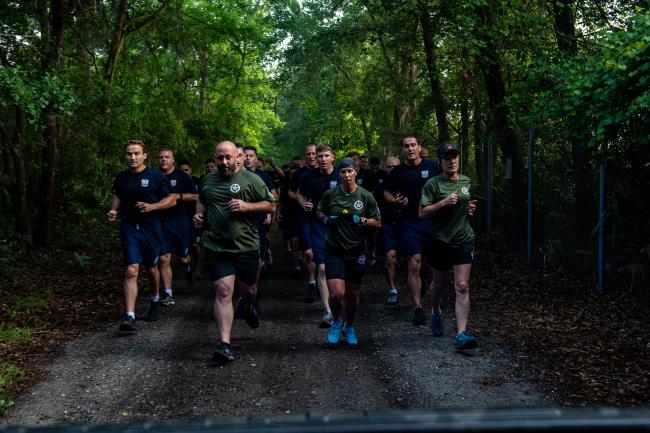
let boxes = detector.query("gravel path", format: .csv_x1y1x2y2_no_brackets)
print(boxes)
2,236,551,427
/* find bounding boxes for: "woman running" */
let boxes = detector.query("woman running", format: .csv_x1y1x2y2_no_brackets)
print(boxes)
317,158,381,346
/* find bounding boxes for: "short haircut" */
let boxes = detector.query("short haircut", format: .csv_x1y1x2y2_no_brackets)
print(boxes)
400,135,418,146
234,142,244,149
306,142,317,149
178,160,191,167
205,158,215,164
158,146,173,155
369,156,380,165
346,151,360,158
125,139,146,153
316,143,332,154
244,145,258,154
291,155,302,161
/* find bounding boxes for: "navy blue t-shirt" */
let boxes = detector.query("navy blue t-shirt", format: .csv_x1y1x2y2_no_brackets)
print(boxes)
373,182,398,225
384,159,442,219
113,166,172,225
355,168,376,192
289,166,314,193
252,168,275,192
298,169,340,220
163,168,197,219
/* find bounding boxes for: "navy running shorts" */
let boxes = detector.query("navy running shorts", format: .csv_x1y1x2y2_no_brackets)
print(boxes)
379,222,398,253
398,218,433,258
204,249,260,286
426,239,475,270
161,215,191,258
120,221,163,267
325,243,366,284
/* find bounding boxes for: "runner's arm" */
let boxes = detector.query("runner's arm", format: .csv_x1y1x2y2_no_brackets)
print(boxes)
107,194,120,220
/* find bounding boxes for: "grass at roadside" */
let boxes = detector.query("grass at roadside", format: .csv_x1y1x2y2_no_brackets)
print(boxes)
0,364,26,414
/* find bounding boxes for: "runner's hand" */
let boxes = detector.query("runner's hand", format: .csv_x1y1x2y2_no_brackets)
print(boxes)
136,201,154,212
394,194,408,206
263,213,272,225
228,198,249,212
322,215,338,226
444,192,458,207
303,200,313,212
193,213,204,227
468,200,477,216
107,209,118,221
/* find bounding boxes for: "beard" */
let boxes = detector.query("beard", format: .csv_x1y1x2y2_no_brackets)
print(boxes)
218,164,233,178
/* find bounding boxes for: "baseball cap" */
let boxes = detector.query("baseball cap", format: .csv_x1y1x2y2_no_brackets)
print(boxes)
437,142,459,159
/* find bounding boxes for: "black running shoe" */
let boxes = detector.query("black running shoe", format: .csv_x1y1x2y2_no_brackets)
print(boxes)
304,282,315,303
212,341,235,365
413,307,426,326
117,316,136,335
245,302,260,329
160,293,175,306
147,301,160,321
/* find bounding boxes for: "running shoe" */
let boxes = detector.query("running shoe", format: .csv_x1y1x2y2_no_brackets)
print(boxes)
147,300,160,321
455,331,478,350
413,307,426,326
304,282,316,303
320,309,333,328
117,315,136,335
327,320,343,345
160,293,175,306
386,289,398,305
212,341,235,365
245,302,260,329
431,312,444,337
342,325,359,346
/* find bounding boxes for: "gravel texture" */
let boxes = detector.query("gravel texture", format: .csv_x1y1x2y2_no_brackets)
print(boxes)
2,237,551,427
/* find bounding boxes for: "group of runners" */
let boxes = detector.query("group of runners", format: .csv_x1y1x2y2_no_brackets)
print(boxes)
108,136,478,365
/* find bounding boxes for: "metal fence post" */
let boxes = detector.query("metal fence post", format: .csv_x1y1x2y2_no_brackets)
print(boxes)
486,133,493,251
597,157,606,294
527,128,535,265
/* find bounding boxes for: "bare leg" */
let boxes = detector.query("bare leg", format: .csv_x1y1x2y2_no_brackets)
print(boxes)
453,264,472,332
430,268,448,314
159,253,172,291
327,278,345,321
407,254,422,308
384,249,397,289
303,248,316,281
213,275,236,343
317,263,329,310
344,282,361,326
123,264,140,313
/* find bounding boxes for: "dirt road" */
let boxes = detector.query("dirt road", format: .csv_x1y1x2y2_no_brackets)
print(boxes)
2,235,550,427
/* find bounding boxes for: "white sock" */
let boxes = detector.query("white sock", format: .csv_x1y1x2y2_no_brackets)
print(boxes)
165,288,173,297
127,311,135,319
151,295,159,302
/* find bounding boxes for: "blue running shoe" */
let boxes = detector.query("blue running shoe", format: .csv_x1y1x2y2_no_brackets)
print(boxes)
431,312,444,337
342,326,359,346
455,331,478,350
327,320,343,345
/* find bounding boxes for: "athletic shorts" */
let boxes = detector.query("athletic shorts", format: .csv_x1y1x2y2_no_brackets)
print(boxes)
298,212,312,251
258,221,270,256
120,222,163,267
191,224,204,245
325,243,366,284
426,239,474,270
161,216,191,258
398,218,433,258
302,217,327,265
379,222,398,253
204,249,259,286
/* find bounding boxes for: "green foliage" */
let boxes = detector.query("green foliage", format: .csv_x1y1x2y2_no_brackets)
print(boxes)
0,364,26,414
0,325,31,344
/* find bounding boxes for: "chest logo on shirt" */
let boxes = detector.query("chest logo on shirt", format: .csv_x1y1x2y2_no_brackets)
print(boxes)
230,184,241,193
329,181,337,189
461,187,469,195
421,170,429,178
171,179,177,187
141,179,149,187
353,200,363,210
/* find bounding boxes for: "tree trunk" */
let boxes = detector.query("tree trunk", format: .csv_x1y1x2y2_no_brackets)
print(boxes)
199,50,208,110
473,103,485,182
104,0,128,84
460,78,470,172
11,109,32,238
551,0,596,243
35,0,65,246
419,0,449,143
475,5,527,231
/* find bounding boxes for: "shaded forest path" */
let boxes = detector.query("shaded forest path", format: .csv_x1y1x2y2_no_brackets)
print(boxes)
2,232,549,427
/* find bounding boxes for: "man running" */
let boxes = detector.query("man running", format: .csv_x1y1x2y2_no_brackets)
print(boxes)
373,156,401,304
157,148,198,305
297,143,339,327
179,160,204,278
288,143,319,302
384,135,441,325
194,141,276,364
318,158,381,346
107,139,176,335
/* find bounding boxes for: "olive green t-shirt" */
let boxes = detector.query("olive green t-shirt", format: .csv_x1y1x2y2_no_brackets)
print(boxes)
420,174,474,247
318,185,380,250
199,169,275,253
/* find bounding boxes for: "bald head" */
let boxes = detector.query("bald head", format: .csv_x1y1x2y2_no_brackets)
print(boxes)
215,141,239,177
